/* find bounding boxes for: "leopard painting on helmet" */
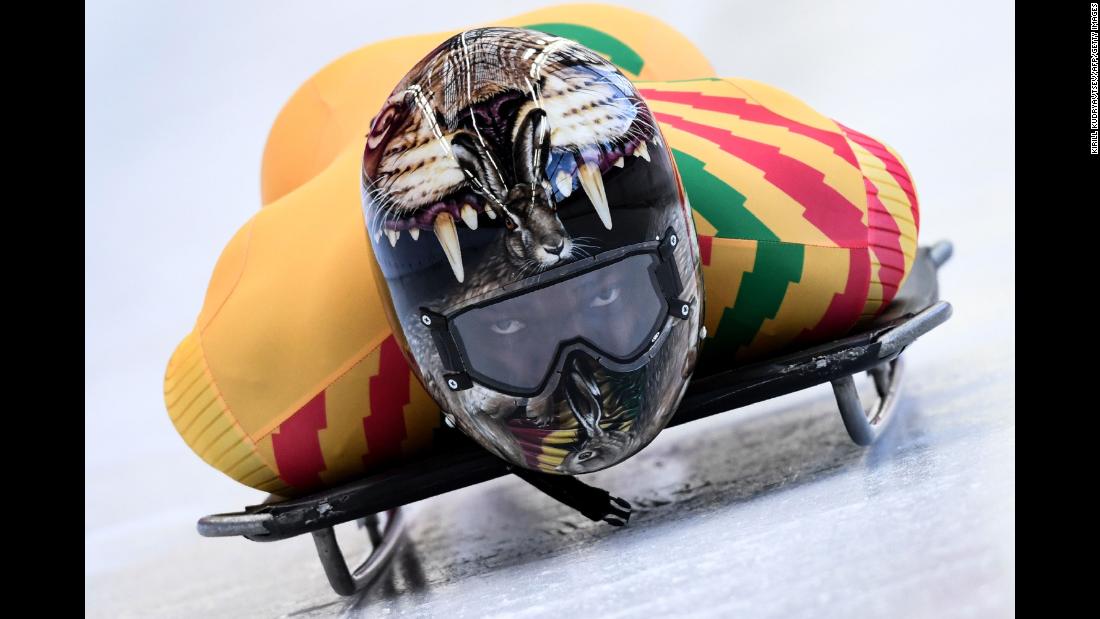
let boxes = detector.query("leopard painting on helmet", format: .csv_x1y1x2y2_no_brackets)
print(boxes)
362,27,705,474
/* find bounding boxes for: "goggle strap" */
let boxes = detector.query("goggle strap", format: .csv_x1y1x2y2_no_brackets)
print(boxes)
420,307,467,374
657,226,684,299
667,297,692,320
443,372,472,392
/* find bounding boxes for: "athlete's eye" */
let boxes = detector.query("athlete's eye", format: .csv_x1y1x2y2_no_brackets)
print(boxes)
490,319,526,335
589,287,620,308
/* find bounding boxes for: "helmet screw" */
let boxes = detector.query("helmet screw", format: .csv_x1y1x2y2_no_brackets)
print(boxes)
444,413,456,428
670,234,678,247
699,326,708,340
680,304,689,316
447,378,459,390
421,314,432,326
651,330,661,343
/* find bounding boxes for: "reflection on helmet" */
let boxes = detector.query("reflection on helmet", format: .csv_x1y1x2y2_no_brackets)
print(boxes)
363,27,704,474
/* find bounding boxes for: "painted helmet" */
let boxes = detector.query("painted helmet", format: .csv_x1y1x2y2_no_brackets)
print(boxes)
362,27,704,474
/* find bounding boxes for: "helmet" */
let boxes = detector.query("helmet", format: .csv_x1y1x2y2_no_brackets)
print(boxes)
362,27,704,474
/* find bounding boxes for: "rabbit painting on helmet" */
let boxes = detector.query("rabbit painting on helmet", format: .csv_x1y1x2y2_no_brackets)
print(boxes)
362,27,705,475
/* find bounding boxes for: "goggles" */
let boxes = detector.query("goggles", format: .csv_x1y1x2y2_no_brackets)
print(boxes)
420,227,693,397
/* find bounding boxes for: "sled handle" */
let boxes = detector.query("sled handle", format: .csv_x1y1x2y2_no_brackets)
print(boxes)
832,358,904,446
196,512,272,537
878,301,953,360
312,509,406,596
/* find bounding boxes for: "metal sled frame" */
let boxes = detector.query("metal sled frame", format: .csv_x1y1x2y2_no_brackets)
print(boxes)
198,241,954,596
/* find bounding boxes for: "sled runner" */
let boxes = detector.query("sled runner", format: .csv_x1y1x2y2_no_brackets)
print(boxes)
197,241,952,596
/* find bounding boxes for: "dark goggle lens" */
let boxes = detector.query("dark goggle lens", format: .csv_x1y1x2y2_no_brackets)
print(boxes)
450,253,666,392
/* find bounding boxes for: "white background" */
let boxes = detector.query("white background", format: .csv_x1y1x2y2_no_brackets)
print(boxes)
86,1,1015,616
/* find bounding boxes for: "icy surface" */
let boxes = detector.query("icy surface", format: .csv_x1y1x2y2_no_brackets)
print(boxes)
85,1,1014,616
